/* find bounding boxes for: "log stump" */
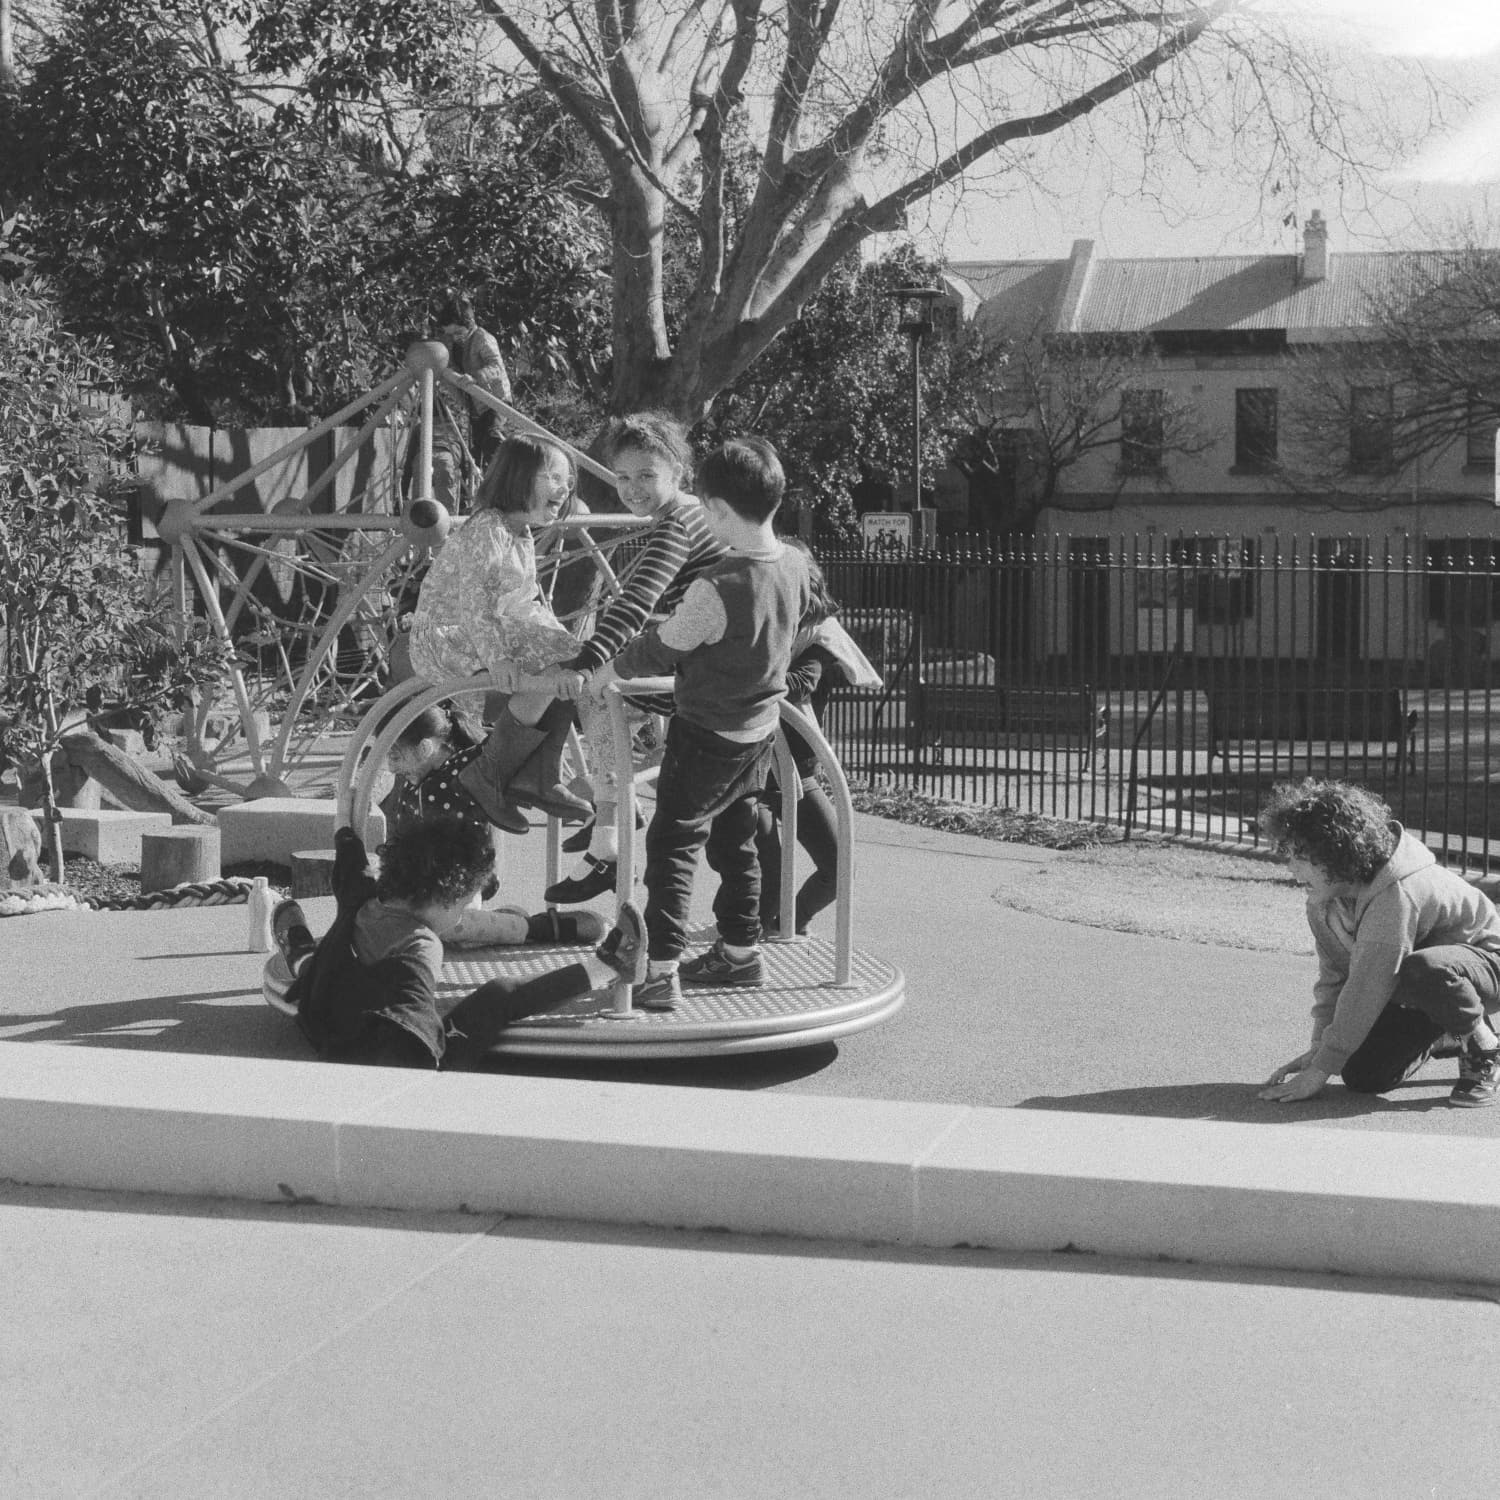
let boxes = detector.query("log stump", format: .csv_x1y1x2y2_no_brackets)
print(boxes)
1,807,44,892
140,827,222,892
290,849,338,899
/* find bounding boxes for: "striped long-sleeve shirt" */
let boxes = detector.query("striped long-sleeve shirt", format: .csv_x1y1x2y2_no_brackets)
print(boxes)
569,495,725,673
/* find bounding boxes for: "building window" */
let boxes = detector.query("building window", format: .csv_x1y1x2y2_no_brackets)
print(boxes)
1120,388,1165,474
1169,537,1258,623
1426,540,1500,625
1466,390,1496,469
1234,388,1278,470
1349,385,1394,471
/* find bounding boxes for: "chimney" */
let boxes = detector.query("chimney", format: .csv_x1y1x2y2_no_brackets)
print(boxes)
1053,238,1095,333
1302,209,1328,282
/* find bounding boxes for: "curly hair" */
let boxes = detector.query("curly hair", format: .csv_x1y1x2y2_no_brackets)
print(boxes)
376,818,495,908
1256,778,1398,884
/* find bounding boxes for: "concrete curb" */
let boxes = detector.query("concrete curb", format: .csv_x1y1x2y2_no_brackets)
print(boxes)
2,1044,1497,1286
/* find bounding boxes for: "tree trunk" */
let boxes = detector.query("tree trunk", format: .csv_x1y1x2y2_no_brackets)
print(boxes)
58,728,217,826
0,0,17,100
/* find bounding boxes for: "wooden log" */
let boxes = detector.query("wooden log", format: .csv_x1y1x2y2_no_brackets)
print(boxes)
58,728,217,826
290,849,338,899
140,827,222,892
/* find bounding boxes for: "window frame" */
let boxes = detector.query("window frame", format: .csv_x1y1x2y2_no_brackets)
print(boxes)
1348,384,1395,472
1233,386,1278,471
1119,387,1166,475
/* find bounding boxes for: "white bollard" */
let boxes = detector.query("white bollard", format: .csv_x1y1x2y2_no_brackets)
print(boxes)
246,876,275,953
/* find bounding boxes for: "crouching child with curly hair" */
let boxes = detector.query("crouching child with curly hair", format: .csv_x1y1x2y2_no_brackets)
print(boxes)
1258,777,1500,1108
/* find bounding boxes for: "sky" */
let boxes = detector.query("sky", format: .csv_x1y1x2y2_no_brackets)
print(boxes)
917,0,1500,266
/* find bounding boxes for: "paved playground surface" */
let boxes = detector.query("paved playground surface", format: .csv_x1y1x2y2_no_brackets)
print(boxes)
6,808,1500,1496
6,809,1498,1134
5,1180,1496,1499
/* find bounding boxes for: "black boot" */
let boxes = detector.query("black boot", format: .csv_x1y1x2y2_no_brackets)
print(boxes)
456,703,545,834
507,700,592,823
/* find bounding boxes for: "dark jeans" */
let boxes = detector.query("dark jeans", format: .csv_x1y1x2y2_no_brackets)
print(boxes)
643,716,776,961
1341,944,1500,1093
332,963,591,1071
756,776,839,934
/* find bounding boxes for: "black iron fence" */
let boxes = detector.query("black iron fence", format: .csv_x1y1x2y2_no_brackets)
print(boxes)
816,535,1500,872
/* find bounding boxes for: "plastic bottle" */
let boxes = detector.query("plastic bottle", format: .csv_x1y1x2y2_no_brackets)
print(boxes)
247,876,275,953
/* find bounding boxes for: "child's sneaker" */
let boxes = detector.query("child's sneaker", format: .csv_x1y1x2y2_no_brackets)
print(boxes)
1450,1044,1500,1108
595,900,648,985
633,968,683,1012
680,939,764,987
261,952,300,1015
271,898,315,970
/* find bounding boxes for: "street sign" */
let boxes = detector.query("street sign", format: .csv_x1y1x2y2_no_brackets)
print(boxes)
862,512,913,555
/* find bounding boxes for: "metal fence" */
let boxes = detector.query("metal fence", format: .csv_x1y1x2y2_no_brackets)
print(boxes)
816,534,1500,872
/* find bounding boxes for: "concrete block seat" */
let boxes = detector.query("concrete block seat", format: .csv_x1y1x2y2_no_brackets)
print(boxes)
218,797,385,868
336,676,906,1060
30,807,171,865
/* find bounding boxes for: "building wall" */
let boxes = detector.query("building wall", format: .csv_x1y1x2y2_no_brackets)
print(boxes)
1014,349,1499,666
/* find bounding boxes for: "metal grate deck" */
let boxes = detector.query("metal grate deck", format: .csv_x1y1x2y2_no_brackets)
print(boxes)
440,929,905,1058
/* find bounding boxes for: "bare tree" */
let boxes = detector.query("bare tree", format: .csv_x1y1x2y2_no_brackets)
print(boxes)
956,327,1215,534
457,0,1438,418
1284,245,1500,491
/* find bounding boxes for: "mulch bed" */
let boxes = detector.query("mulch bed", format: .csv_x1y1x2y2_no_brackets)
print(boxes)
58,854,292,907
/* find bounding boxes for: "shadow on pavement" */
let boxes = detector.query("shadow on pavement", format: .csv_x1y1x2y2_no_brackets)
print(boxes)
1017,1079,1454,1123
485,1042,841,1090
0,993,309,1060
0,996,841,1087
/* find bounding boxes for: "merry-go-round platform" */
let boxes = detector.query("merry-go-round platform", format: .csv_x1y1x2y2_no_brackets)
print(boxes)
439,932,905,1059
339,674,906,1061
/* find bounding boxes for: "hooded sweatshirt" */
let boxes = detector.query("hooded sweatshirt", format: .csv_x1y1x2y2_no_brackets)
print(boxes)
1307,825,1500,1075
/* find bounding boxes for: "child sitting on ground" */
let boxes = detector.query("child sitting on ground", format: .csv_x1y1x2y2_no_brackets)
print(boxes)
1257,777,1500,1109
406,435,591,835
375,703,603,948
755,541,880,937
262,821,643,1069
589,437,810,1011
545,412,727,904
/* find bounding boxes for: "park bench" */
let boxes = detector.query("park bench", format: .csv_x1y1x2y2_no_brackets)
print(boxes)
1207,682,1419,774
910,680,1108,769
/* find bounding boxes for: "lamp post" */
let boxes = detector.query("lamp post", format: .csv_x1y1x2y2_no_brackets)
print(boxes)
886,284,944,513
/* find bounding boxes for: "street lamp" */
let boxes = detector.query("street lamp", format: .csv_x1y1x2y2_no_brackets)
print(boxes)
886,284,945,513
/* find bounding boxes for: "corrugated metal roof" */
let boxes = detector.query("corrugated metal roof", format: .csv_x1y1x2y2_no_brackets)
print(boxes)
949,248,1483,341
947,258,1068,341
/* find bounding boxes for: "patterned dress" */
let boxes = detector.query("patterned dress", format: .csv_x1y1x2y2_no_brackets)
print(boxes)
407,509,579,679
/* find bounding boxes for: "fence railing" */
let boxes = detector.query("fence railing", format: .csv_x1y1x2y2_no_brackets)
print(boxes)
816,535,1500,873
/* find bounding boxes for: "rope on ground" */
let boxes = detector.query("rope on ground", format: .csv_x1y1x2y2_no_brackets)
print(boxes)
83,876,271,911
0,876,283,915
0,888,82,917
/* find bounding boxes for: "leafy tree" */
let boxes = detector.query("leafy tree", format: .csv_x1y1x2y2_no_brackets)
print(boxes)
5,2,608,427
704,246,998,534
227,1,1438,419
0,278,230,878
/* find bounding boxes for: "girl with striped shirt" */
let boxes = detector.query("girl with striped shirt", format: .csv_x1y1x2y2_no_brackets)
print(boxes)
546,412,726,904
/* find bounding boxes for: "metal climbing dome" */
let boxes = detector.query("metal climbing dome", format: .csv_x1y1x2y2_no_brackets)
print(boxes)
167,342,904,1057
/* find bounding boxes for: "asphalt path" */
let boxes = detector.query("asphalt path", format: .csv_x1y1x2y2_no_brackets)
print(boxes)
7,809,1499,1137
